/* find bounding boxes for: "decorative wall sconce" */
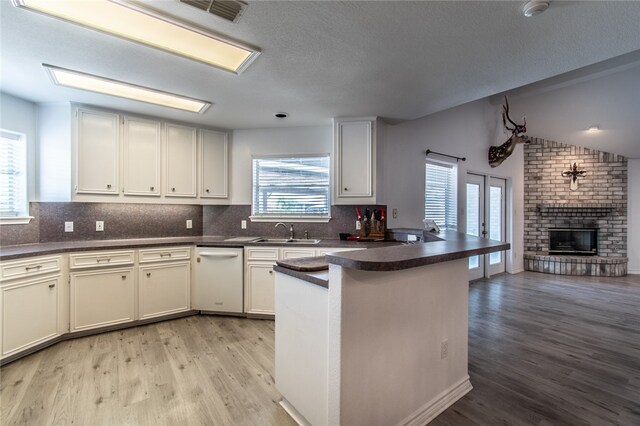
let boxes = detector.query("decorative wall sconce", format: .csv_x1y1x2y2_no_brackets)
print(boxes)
561,162,587,191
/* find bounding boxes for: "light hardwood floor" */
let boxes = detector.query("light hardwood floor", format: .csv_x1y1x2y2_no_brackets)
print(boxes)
1,271,639,425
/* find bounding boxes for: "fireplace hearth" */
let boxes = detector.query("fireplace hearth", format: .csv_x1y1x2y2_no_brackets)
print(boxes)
549,228,597,256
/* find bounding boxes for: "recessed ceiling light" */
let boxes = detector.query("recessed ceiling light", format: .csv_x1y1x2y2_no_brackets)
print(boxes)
43,64,212,113
274,112,289,119
587,125,600,133
13,0,260,74
523,1,550,17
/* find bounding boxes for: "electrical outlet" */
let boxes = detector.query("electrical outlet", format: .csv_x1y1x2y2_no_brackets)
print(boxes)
241,220,247,229
186,219,193,229
407,234,417,242
441,339,449,359
96,221,104,232
392,208,398,219
64,221,74,232
355,220,361,230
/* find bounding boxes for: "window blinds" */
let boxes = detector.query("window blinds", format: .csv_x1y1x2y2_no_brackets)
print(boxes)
0,130,27,217
425,161,457,230
252,155,330,218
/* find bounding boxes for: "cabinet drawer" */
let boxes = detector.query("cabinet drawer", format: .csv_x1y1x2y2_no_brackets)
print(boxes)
69,250,134,270
280,247,316,260
138,246,191,263
245,247,279,261
1,256,61,282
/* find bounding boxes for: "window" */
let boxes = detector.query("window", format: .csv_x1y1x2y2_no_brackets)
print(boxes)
252,155,330,221
425,160,457,230
0,130,28,219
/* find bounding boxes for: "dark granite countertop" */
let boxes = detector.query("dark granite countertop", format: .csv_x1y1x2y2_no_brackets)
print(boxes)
273,264,329,288
273,231,510,287
326,230,510,271
0,236,400,261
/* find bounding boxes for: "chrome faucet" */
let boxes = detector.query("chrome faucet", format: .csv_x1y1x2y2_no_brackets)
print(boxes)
275,222,295,240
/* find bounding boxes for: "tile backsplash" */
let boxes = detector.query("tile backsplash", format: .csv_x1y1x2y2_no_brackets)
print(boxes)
1,202,203,246
1,202,386,246
202,205,386,239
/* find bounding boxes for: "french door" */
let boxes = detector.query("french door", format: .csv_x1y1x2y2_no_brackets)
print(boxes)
467,173,507,280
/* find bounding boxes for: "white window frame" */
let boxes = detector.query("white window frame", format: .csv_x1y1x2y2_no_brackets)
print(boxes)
0,129,32,224
424,159,457,230
250,153,332,223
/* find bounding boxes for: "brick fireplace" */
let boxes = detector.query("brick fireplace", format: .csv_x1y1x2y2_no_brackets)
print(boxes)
523,138,628,276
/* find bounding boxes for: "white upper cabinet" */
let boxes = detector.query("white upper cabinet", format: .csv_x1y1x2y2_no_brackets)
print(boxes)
333,117,382,204
165,123,197,198
37,103,230,204
199,129,228,198
76,108,119,194
123,116,161,196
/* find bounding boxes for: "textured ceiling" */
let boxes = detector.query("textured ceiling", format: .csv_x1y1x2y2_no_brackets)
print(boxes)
1,1,640,142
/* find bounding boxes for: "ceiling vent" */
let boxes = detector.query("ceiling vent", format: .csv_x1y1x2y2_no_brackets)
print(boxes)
180,0,248,23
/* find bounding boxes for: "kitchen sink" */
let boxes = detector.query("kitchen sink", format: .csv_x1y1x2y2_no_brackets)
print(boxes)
256,238,321,244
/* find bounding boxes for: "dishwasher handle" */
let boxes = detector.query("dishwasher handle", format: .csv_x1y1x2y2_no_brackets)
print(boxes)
198,252,240,258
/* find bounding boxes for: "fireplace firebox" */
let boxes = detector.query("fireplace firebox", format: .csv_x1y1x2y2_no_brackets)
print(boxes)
548,228,598,256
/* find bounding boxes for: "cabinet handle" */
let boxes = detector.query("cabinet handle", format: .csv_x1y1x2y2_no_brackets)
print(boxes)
25,264,43,271
160,252,172,258
49,284,56,289
146,272,151,277
122,275,127,280
206,189,210,193
107,184,112,189
150,186,155,191
268,270,273,274
97,257,111,263
171,187,176,192
344,187,348,191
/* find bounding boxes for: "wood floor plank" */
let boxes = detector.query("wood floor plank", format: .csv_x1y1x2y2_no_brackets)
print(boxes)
1,271,639,425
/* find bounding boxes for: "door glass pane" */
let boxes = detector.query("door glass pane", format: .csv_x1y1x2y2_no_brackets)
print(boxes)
489,185,502,265
466,183,480,269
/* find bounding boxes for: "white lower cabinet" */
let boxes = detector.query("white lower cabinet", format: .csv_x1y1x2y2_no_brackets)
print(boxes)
244,246,352,317
245,262,277,315
139,261,190,320
70,267,135,332
1,275,60,358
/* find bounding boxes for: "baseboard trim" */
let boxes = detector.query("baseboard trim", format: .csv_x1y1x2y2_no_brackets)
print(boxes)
279,398,311,426
628,269,640,275
399,376,473,426
508,268,525,274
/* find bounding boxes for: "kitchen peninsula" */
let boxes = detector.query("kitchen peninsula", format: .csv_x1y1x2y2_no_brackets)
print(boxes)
274,231,509,426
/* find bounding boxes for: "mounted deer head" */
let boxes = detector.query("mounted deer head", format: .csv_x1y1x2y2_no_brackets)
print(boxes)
488,97,530,167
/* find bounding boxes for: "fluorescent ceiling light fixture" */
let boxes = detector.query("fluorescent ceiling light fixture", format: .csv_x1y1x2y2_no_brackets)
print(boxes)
43,64,211,113
13,0,260,73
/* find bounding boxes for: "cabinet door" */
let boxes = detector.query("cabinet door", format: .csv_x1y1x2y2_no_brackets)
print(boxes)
76,108,119,194
1,275,59,358
70,268,134,332
165,123,197,197
199,129,228,198
335,120,372,198
139,262,190,320
245,262,276,315
280,247,316,259
123,116,161,196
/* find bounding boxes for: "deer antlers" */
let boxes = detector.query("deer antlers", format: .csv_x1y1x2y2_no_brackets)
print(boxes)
502,97,526,135
488,97,530,168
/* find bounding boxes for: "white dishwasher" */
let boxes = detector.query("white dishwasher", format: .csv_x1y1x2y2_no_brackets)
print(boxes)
194,247,244,314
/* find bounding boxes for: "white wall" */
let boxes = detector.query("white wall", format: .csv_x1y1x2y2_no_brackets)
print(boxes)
37,103,72,201
628,159,640,274
382,98,525,273
229,126,332,205
0,92,37,205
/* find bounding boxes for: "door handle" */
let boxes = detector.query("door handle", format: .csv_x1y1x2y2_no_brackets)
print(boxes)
198,252,239,258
